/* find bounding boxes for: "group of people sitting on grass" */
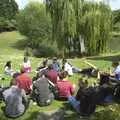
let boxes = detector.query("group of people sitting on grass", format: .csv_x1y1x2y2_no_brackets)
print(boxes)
1,56,120,118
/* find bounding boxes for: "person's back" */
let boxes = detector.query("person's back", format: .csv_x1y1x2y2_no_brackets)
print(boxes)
33,77,54,106
3,86,25,118
56,71,75,100
46,64,58,84
16,72,32,94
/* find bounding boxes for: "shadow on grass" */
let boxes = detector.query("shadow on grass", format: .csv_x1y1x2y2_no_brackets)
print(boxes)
87,54,120,62
10,38,29,50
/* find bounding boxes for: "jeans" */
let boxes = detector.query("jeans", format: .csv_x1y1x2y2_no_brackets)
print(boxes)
68,96,80,113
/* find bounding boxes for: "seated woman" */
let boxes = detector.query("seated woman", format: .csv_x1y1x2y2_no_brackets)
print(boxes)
23,56,31,73
4,61,14,76
56,71,75,100
3,84,29,118
62,59,73,76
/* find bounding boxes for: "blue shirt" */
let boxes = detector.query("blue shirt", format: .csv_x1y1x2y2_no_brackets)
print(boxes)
114,65,120,80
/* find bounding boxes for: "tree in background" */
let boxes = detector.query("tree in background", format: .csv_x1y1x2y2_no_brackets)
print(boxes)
46,0,112,56
0,0,18,32
17,2,57,57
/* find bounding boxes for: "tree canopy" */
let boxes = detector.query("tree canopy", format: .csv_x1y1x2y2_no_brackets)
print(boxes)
46,0,112,55
0,0,18,20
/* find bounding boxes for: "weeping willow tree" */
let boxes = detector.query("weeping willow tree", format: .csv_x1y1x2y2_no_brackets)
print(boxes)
81,2,112,55
46,0,112,56
46,0,76,56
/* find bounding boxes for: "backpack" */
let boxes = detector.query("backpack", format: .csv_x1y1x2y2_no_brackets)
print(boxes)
80,87,96,116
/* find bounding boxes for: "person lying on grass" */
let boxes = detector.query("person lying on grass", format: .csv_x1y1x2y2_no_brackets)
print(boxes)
55,71,75,100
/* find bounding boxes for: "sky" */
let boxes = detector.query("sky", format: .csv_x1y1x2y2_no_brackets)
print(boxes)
15,0,120,10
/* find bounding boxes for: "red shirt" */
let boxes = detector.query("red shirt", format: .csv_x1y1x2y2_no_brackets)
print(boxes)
16,73,32,94
46,70,58,84
56,80,75,98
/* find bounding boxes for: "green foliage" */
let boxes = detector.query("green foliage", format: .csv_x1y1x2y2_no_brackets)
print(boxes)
46,0,112,56
0,0,18,20
0,17,17,32
17,2,52,49
0,0,18,32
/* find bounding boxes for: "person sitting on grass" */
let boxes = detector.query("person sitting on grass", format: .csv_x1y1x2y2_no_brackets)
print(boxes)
36,59,48,72
3,84,29,118
55,71,75,100
62,59,73,76
46,64,58,85
68,77,88,114
52,57,60,73
4,61,14,76
23,56,31,73
109,61,120,81
32,73,54,106
16,67,32,95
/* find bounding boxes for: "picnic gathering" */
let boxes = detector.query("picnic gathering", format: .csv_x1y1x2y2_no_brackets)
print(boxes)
0,55,120,118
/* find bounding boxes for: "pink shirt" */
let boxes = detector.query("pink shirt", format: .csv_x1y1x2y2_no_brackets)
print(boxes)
56,80,75,98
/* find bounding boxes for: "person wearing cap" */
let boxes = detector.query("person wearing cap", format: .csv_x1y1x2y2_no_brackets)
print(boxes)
16,67,32,94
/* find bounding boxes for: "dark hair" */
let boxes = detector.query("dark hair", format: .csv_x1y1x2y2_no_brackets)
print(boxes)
112,61,119,67
12,72,20,78
24,56,28,63
48,64,53,70
59,71,68,80
5,61,11,68
20,67,26,73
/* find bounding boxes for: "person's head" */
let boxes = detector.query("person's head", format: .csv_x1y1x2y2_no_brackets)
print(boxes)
24,56,28,63
20,67,26,74
43,59,48,67
11,72,20,85
5,61,11,68
62,59,67,65
53,57,57,63
78,77,88,88
59,71,68,80
48,64,53,70
112,61,119,68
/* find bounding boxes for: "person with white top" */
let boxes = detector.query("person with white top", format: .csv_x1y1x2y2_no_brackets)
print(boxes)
4,61,14,76
62,59,73,76
23,56,31,73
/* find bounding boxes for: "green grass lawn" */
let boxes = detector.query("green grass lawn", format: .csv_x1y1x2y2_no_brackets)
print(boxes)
0,31,120,120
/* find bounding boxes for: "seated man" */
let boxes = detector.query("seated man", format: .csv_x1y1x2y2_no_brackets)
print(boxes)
68,78,88,113
56,71,75,100
109,61,120,81
36,59,48,72
3,85,29,118
69,77,113,116
46,64,58,85
16,68,32,94
52,57,60,73
32,73,54,106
